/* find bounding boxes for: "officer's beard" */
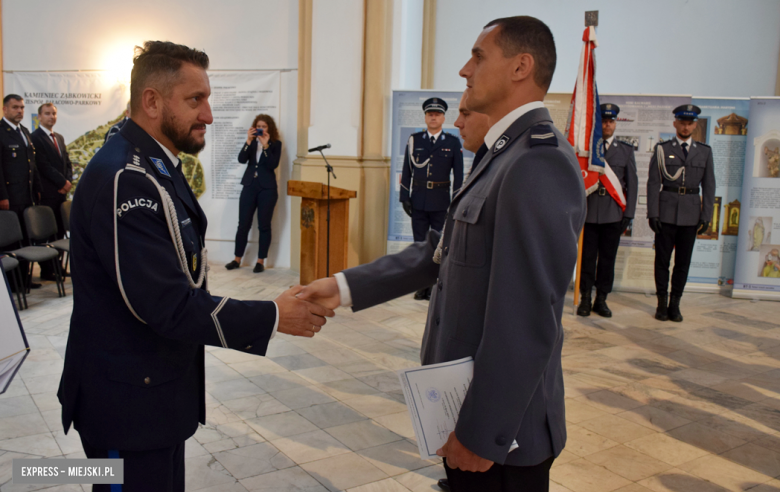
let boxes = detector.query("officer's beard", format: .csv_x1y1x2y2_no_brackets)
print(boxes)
161,107,206,155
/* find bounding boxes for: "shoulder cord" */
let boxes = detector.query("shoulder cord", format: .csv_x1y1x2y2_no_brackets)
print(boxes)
408,135,430,169
114,163,209,324
656,144,685,185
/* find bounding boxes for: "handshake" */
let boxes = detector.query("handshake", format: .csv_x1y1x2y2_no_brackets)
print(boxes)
273,278,342,338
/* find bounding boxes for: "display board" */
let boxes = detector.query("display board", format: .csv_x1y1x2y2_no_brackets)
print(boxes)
733,97,780,300
387,91,471,254
7,71,281,246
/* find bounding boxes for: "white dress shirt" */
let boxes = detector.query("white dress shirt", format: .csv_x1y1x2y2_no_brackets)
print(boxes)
151,137,280,337
427,129,442,143
676,136,692,149
38,124,60,151
335,101,547,308
605,136,615,151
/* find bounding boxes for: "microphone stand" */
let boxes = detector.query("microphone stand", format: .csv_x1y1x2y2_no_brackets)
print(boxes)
317,149,337,277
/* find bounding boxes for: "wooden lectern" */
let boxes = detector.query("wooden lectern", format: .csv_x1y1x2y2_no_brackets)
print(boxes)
287,180,357,285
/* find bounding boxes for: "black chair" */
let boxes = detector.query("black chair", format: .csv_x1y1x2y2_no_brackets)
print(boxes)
1,254,26,310
52,201,72,275
0,210,64,298
23,206,68,297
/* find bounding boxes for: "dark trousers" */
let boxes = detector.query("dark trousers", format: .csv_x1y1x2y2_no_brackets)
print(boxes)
411,208,446,242
580,221,623,295
654,223,697,297
234,185,278,259
8,204,32,286
40,198,66,277
444,456,554,492
80,434,185,492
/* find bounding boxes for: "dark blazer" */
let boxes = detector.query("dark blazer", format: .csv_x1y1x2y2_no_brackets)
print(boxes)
31,127,73,203
647,138,716,226
0,119,40,208
238,139,282,189
343,108,586,466
586,139,638,223
400,131,464,212
58,119,277,451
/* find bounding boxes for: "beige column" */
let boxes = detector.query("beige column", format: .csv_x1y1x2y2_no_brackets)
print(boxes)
420,0,436,89
292,0,393,274
0,0,4,98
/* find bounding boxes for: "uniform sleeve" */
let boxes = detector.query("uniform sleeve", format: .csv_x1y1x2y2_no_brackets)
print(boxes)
261,140,282,171
238,141,254,164
32,135,67,189
400,139,412,203
646,145,661,219
700,148,716,223
624,147,638,219
31,151,42,199
90,169,277,354
454,146,585,464
452,139,464,194
0,149,7,201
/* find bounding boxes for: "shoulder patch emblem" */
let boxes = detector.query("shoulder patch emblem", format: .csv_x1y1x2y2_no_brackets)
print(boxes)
150,157,171,177
117,197,160,218
529,124,558,147
494,135,510,151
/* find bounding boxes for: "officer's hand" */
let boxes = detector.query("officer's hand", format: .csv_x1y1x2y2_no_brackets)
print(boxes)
698,221,710,235
402,200,413,218
297,277,341,311
0,199,8,210
620,217,632,233
63,181,73,193
649,218,662,235
275,285,335,338
437,432,494,473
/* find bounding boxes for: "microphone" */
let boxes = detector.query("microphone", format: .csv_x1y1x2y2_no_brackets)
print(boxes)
308,143,331,153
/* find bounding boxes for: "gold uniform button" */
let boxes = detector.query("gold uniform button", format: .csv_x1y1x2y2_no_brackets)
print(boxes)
245,345,252,350
144,377,151,385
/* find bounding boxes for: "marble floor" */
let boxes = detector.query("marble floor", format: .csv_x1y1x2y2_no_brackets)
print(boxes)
2,264,780,492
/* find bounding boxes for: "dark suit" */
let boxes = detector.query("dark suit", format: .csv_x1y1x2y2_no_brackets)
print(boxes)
58,119,277,489
647,138,715,296
581,139,638,295
400,131,464,241
343,108,586,489
234,139,282,258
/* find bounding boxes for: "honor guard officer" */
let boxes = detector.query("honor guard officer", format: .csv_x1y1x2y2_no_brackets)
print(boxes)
647,104,715,322
0,94,42,289
578,104,638,318
400,97,464,300
57,41,333,492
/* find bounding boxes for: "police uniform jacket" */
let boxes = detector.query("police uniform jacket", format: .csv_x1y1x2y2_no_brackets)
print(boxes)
0,119,40,208
103,117,128,143
586,139,638,224
342,108,585,466
30,127,73,202
237,139,282,189
647,139,715,226
400,131,464,212
58,119,277,451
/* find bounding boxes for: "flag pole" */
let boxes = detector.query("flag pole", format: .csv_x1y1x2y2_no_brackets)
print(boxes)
574,10,599,314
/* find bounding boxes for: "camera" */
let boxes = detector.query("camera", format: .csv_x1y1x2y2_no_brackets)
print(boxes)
254,128,264,136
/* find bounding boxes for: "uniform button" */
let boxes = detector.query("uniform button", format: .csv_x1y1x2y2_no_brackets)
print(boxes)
135,147,141,152
245,345,252,350
495,436,507,446
462,209,468,216
144,377,151,385
444,247,449,255
438,280,442,290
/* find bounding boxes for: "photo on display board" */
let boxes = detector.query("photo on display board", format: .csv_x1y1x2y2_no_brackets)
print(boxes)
715,113,749,135
697,196,721,240
758,244,780,278
752,133,780,178
748,216,773,251
723,200,741,236
692,117,709,144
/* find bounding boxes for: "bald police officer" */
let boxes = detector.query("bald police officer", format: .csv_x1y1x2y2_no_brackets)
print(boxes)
400,97,464,300
578,104,637,317
647,104,715,322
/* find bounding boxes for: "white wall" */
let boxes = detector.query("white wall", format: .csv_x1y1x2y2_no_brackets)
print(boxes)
432,0,780,97
2,0,299,268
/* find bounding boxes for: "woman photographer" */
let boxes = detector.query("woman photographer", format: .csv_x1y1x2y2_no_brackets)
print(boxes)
225,114,282,273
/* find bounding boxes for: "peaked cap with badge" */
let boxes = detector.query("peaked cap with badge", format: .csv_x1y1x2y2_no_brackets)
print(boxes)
58,118,278,452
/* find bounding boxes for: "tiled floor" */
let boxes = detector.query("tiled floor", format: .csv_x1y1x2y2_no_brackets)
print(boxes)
2,265,780,491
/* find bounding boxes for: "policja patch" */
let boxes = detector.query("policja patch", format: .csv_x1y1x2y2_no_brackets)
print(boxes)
116,197,160,218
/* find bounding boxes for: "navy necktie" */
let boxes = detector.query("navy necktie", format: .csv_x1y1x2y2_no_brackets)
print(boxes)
16,127,24,145
682,142,688,158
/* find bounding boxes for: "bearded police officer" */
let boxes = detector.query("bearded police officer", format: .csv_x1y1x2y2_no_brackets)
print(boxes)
578,104,637,318
400,97,464,300
647,104,715,322
57,41,334,491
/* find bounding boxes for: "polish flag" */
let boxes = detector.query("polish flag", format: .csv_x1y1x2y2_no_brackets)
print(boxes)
565,26,626,211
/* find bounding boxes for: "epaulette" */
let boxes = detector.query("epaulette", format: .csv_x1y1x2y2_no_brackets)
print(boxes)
618,140,633,147
529,124,558,147
694,140,710,148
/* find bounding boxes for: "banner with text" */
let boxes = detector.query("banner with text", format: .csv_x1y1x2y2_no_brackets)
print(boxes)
388,91,470,254
733,97,780,300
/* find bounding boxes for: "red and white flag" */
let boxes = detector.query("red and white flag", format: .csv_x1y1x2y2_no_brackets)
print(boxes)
565,26,626,211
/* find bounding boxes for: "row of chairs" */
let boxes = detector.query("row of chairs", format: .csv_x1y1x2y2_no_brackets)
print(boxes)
0,202,71,310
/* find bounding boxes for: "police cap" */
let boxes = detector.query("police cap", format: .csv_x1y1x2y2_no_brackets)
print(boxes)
600,103,620,120
673,104,701,121
423,97,447,114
